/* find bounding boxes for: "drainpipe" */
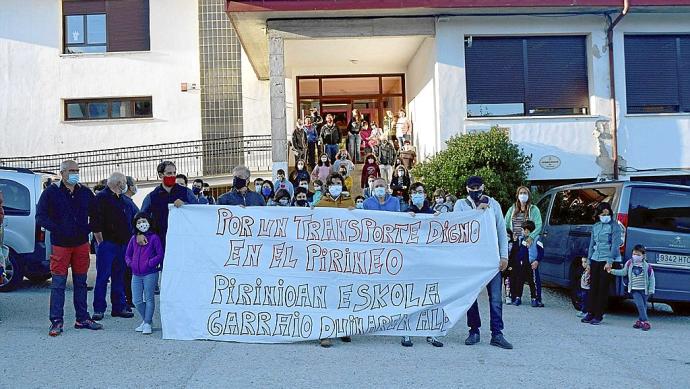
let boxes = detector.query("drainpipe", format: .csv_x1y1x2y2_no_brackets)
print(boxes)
606,0,629,180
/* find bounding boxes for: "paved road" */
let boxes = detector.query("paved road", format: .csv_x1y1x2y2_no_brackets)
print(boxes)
1,261,689,389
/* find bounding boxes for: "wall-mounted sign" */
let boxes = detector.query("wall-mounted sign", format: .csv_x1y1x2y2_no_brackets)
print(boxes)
539,155,561,170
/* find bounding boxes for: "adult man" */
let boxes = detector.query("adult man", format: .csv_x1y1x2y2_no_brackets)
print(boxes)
37,160,102,336
90,172,136,321
202,183,216,204
273,169,294,199
291,119,308,164
218,166,265,206
192,179,211,205
362,178,400,212
319,114,341,163
377,138,397,183
453,176,513,349
399,141,417,171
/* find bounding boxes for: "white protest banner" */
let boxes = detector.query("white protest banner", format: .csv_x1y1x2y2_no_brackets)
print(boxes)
160,205,499,343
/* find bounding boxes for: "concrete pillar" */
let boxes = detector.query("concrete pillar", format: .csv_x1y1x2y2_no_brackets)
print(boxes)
268,33,288,179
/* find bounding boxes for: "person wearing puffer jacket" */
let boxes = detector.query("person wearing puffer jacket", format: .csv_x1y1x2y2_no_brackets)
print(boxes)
125,212,164,335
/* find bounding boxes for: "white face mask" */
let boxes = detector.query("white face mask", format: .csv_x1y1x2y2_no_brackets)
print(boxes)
118,183,128,194
255,185,262,192
518,194,529,203
329,185,343,198
136,220,150,233
314,186,321,192
373,187,386,198
436,198,444,204
321,157,328,162
599,215,611,223
298,164,304,169
300,184,309,189
632,254,644,263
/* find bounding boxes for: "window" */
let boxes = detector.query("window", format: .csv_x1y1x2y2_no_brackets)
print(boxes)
465,36,589,117
549,187,616,226
64,97,153,121
624,35,690,114
537,194,552,223
62,0,150,54
0,179,31,216
628,188,690,233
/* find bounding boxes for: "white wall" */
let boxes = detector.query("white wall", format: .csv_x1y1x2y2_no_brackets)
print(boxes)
0,0,201,157
406,37,437,161
241,45,271,136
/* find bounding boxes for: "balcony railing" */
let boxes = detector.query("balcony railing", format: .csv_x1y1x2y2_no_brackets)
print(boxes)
0,135,273,185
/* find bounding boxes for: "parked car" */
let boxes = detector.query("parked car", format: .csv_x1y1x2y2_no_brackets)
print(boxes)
0,167,54,291
536,180,690,314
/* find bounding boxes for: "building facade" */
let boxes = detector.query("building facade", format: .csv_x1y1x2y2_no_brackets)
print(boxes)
229,0,690,185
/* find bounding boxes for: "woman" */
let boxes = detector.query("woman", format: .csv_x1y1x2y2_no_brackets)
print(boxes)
395,109,411,149
504,186,543,244
259,180,276,206
390,165,411,212
312,154,332,182
582,202,622,325
359,121,373,155
347,109,362,163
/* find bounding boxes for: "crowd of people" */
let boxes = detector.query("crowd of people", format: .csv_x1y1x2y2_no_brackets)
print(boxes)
25,152,656,346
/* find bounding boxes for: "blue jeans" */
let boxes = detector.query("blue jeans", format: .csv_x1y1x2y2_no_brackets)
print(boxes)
347,134,361,163
132,272,159,324
50,273,89,323
631,290,649,321
467,272,504,336
325,144,339,163
93,241,127,314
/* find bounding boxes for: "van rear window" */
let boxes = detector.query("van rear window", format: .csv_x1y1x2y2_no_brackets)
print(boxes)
628,188,690,233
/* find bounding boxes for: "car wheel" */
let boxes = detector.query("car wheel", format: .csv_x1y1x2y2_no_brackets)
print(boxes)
671,302,690,316
0,252,24,292
27,274,52,284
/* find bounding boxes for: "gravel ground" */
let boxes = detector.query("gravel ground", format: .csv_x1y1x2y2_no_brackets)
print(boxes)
1,258,689,389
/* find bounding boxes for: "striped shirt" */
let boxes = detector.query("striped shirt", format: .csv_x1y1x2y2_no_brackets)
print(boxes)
512,212,526,241
630,266,647,290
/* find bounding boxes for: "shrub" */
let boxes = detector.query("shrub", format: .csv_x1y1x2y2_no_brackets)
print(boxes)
411,127,532,209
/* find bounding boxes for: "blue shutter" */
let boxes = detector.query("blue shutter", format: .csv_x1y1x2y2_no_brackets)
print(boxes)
680,36,690,112
625,35,680,113
465,37,524,105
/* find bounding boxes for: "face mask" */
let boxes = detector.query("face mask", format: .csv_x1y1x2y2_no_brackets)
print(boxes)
411,193,425,206
469,190,483,202
67,173,80,186
367,159,374,164
162,176,176,187
518,194,529,203
255,185,263,193
233,177,247,190
119,183,128,194
192,187,202,195
300,184,309,189
130,186,138,195
632,254,644,263
321,157,328,162
296,200,309,207
397,170,404,176
356,202,363,209
298,164,304,169
373,187,386,198
136,220,150,233
278,199,289,206
261,187,272,196
599,215,611,223
436,198,444,204
329,185,343,198
314,186,321,192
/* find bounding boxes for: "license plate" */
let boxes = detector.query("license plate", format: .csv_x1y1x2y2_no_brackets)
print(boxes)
657,253,690,267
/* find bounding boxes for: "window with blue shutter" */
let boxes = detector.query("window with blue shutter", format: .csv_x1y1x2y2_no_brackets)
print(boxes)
624,35,690,114
465,36,589,117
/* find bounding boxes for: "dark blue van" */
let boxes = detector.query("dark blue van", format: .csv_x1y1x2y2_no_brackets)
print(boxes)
536,181,690,314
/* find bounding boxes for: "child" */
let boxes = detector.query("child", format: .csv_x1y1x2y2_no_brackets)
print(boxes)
290,159,311,188
273,189,292,207
312,154,331,182
311,179,324,207
432,188,452,213
354,196,365,209
360,154,381,191
338,165,353,193
577,257,590,317
293,187,310,207
509,220,544,307
608,244,655,330
362,175,376,199
125,212,164,335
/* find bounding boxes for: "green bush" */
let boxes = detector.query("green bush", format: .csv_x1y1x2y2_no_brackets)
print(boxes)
411,127,532,210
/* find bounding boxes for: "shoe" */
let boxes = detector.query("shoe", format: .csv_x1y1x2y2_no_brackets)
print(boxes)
533,299,544,307
505,298,513,305
514,297,522,306
142,323,152,335
641,322,651,331
576,311,586,318
426,337,443,347
74,319,103,330
401,336,413,347
319,338,332,348
490,334,514,349
92,312,104,321
633,320,642,329
135,322,145,332
581,313,594,323
340,336,352,343
49,321,63,337
590,318,602,325
465,333,480,345
111,311,134,318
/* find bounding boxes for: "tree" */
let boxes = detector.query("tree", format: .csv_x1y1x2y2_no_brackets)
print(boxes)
411,127,532,209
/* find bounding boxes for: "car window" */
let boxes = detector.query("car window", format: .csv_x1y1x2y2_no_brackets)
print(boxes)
628,187,690,233
537,194,552,223
0,179,31,216
549,187,616,225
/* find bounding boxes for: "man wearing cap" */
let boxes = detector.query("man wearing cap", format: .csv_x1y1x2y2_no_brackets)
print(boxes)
453,176,513,349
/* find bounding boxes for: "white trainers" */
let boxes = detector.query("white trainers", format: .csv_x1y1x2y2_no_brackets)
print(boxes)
142,323,152,335
135,322,145,332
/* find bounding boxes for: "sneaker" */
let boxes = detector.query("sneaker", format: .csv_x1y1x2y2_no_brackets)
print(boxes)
505,298,513,305
641,322,651,331
633,320,642,329
319,338,332,348
111,311,134,318
74,319,103,331
490,334,514,349
465,332,480,346
581,313,594,323
514,297,522,306
142,323,152,335
48,321,63,337
589,318,602,325
426,336,443,347
535,300,545,308
576,311,586,318
135,322,146,332
92,312,104,321
401,336,413,347
340,336,352,343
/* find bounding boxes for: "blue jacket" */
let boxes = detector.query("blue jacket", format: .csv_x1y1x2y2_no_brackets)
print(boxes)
37,182,94,247
363,194,401,212
588,219,623,265
89,187,136,245
141,184,197,243
217,189,266,206
513,236,544,264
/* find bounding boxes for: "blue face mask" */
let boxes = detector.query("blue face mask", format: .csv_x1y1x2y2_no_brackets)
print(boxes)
411,193,425,206
261,187,272,196
67,173,80,186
